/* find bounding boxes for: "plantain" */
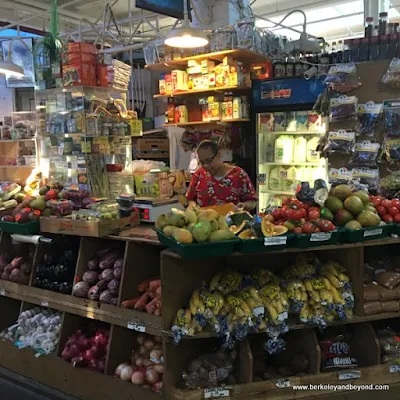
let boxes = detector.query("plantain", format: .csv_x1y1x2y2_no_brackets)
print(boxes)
189,297,197,316
247,286,263,303
323,272,342,289
301,291,308,302
209,272,222,292
304,280,313,292
321,277,332,290
338,273,349,283
309,290,321,303
265,304,279,323
330,287,345,304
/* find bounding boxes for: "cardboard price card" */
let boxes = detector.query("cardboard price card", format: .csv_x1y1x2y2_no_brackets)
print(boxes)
204,388,230,398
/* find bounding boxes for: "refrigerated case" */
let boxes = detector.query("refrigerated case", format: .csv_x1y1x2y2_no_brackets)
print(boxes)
252,77,327,210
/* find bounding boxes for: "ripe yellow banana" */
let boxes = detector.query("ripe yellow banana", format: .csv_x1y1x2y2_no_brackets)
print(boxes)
338,273,349,283
323,272,342,289
247,286,263,303
304,280,313,292
321,277,332,290
265,304,279,323
209,272,222,292
189,297,197,316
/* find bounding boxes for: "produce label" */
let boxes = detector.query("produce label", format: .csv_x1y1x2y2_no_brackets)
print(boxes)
363,228,383,237
127,322,146,332
275,378,291,388
260,284,280,302
390,365,400,373
338,370,361,380
264,236,287,246
41,301,49,308
204,388,230,398
252,305,265,317
0,288,5,296
310,232,332,242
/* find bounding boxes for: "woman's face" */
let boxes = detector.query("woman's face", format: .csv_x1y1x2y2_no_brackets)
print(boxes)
197,147,220,175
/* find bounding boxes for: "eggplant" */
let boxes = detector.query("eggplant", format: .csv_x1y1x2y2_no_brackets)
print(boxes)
54,264,69,280
35,264,47,278
59,282,72,294
41,279,51,290
43,252,56,265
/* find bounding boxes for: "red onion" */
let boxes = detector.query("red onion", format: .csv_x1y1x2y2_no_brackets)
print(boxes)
120,365,134,381
136,334,146,345
115,362,129,378
145,368,159,384
143,339,156,351
93,332,108,348
153,364,164,374
152,381,163,393
77,336,91,350
62,344,80,361
131,371,145,385
135,356,144,367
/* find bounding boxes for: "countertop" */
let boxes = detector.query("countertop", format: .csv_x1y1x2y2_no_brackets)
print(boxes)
109,224,161,245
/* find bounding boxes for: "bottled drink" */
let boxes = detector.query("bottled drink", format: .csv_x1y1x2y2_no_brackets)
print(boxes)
343,40,351,63
336,40,343,63
365,17,374,37
379,12,388,36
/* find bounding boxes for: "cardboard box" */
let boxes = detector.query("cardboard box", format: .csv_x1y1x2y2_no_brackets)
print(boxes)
215,65,230,87
62,53,97,65
133,138,169,159
134,171,173,198
171,70,188,91
39,211,139,237
63,63,96,86
62,42,97,55
250,61,273,80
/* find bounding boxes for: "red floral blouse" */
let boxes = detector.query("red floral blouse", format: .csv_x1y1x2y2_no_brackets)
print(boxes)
186,166,258,207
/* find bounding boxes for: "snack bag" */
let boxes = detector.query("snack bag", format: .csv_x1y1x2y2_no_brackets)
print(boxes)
351,168,380,191
325,63,357,85
323,130,356,154
381,58,400,88
358,101,383,136
329,96,358,122
349,141,380,166
383,99,400,137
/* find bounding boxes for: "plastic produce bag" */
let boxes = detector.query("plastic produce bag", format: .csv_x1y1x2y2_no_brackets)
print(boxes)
330,96,358,122
325,63,357,85
351,168,379,191
328,167,354,186
383,99,400,137
381,58,400,88
358,102,383,136
349,141,380,166
323,130,356,154
382,139,400,162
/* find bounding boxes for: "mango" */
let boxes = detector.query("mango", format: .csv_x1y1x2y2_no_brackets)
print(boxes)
173,228,193,244
210,220,219,232
163,225,178,237
155,214,169,230
217,215,229,230
198,209,219,222
209,229,236,242
192,221,212,243
185,209,197,224
166,211,187,227
187,223,196,233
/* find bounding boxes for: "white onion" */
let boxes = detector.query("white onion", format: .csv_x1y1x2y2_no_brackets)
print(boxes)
143,339,156,351
154,364,164,374
136,334,146,345
135,356,144,367
145,368,159,384
120,365,134,381
131,371,145,385
115,362,129,378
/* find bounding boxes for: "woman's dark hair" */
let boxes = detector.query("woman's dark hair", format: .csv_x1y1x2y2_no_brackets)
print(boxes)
196,140,219,155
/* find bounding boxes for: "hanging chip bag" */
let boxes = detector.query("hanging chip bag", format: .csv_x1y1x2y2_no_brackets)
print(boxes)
324,130,356,154
358,101,383,136
330,96,358,122
349,141,380,166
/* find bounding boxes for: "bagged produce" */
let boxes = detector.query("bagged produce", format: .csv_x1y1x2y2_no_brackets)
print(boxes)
363,301,382,315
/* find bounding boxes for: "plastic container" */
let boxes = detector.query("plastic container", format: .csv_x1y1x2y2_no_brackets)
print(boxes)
274,135,294,163
269,166,283,191
343,224,392,243
46,200,74,217
294,136,307,162
154,229,240,258
282,166,296,192
0,220,40,234
307,136,320,162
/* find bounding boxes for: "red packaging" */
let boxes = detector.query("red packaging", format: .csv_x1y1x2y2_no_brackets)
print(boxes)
62,42,97,55
96,65,108,87
250,61,272,80
63,63,96,87
62,53,97,66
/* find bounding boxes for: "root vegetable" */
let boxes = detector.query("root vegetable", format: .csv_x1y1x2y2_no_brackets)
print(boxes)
138,279,151,292
120,365,134,381
4,264,14,273
96,280,108,290
110,297,118,305
131,371,145,385
154,364,164,374
20,263,32,274
113,266,122,280
154,309,161,316
10,269,29,284
145,297,160,314
134,293,150,311
149,279,161,292
11,257,24,268
121,297,141,309
145,368,159,384
87,258,99,270
99,269,114,282
143,339,156,351
88,285,101,300
107,279,120,295
96,247,112,258
99,251,120,270
82,271,99,285
113,258,123,269
73,282,90,298
99,289,113,303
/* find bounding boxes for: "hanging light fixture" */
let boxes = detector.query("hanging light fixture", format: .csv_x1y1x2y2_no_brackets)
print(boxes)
0,38,26,78
164,0,209,48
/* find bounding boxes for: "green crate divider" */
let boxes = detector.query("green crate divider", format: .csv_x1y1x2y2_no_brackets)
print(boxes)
0,220,40,234
286,229,343,248
238,235,288,254
391,223,400,236
343,224,392,243
154,229,239,258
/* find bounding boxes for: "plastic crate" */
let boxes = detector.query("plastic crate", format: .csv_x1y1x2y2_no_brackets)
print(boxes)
343,224,392,243
286,229,343,248
154,229,239,258
238,235,288,253
0,220,40,234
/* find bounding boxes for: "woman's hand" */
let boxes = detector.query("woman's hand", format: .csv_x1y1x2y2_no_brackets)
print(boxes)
235,201,257,212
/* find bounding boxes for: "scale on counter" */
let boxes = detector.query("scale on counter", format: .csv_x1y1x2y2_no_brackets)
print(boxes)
133,198,184,222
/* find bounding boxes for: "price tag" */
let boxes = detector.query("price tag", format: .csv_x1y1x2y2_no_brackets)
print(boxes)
310,232,332,242
364,228,382,238
204,388,230,398
338,370,361,380
127,322,146,332
264,236,287,246
0,288,5,296
390,365,400,373
41,301,49,308
275,379,291,388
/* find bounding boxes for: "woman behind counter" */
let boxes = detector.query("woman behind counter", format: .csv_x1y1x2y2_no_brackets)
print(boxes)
186,140,257,211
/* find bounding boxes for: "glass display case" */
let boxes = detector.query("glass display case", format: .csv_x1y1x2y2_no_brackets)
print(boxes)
257,110,328,208
35,86,136,197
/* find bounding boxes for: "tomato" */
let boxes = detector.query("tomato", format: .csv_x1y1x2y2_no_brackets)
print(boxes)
369,195,375,201
320,220,335,232
271,209,281,220
373,196,383,207
281,206,288,219
299,208,307,218
314,227,321,232
264,214,275,223
394,214,400,223
308,210,320,221
383,214,394,223
391,198,400,209
302,203,310,211
389,207,400,217
308,206,320,213
376,206,387,216
291,199,302,208
303,222,315,234
287,208,302,221
293,227,303,234
382,199,392,210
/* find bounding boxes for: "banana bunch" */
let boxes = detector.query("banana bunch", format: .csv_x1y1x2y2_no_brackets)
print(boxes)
284,280,308,303
249,268,279,287
209,270,242,295
174,307,203,336
189,289,206,316
303,277,345,306
259,284,288,325
200,289,225,316
238,286,265,320
282,254,317,281
320,261,350,289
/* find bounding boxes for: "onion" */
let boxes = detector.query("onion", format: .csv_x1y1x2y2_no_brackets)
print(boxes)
135,356,144,367
138,345,148,355
154,364,164,374
145,368,159,384
154,336,162,344
115,362,129,378
131,371,145,385
143,359,152,367
152,381,163,393
149,349,163,364
143,339,156,351
120,365,134,381
136,334,146,345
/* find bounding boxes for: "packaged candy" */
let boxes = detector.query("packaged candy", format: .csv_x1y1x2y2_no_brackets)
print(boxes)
323,130,355,154
351,168,380,191
324,63,357,85
357,101,383,136
349,141,380,166
329,96,358,122
381,58,400,88
383,99,400,137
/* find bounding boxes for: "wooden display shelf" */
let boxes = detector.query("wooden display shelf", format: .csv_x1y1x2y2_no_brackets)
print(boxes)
153,85,250,98
163,118,250,127
145,49,270,72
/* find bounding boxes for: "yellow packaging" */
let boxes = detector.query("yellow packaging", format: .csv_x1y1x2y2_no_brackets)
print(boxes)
201,60,215,74
172,70,188,91
229,65,244,87
215,65,230,87
208,72,216,87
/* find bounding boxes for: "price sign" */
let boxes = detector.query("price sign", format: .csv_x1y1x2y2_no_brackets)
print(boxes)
275,379,291,388
204,388,230,398
338,370,361,380
0,288,5,296
390,365,400,373
41,301,49,308
264,236,287,246
364,228,382,238
127,322,146,332
310,232,332,242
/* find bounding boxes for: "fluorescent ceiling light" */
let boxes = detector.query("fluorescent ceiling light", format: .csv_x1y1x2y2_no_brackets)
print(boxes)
0,60,24,78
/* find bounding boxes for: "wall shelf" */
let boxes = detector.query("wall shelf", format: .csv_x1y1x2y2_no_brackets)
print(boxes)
153,85,250,98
